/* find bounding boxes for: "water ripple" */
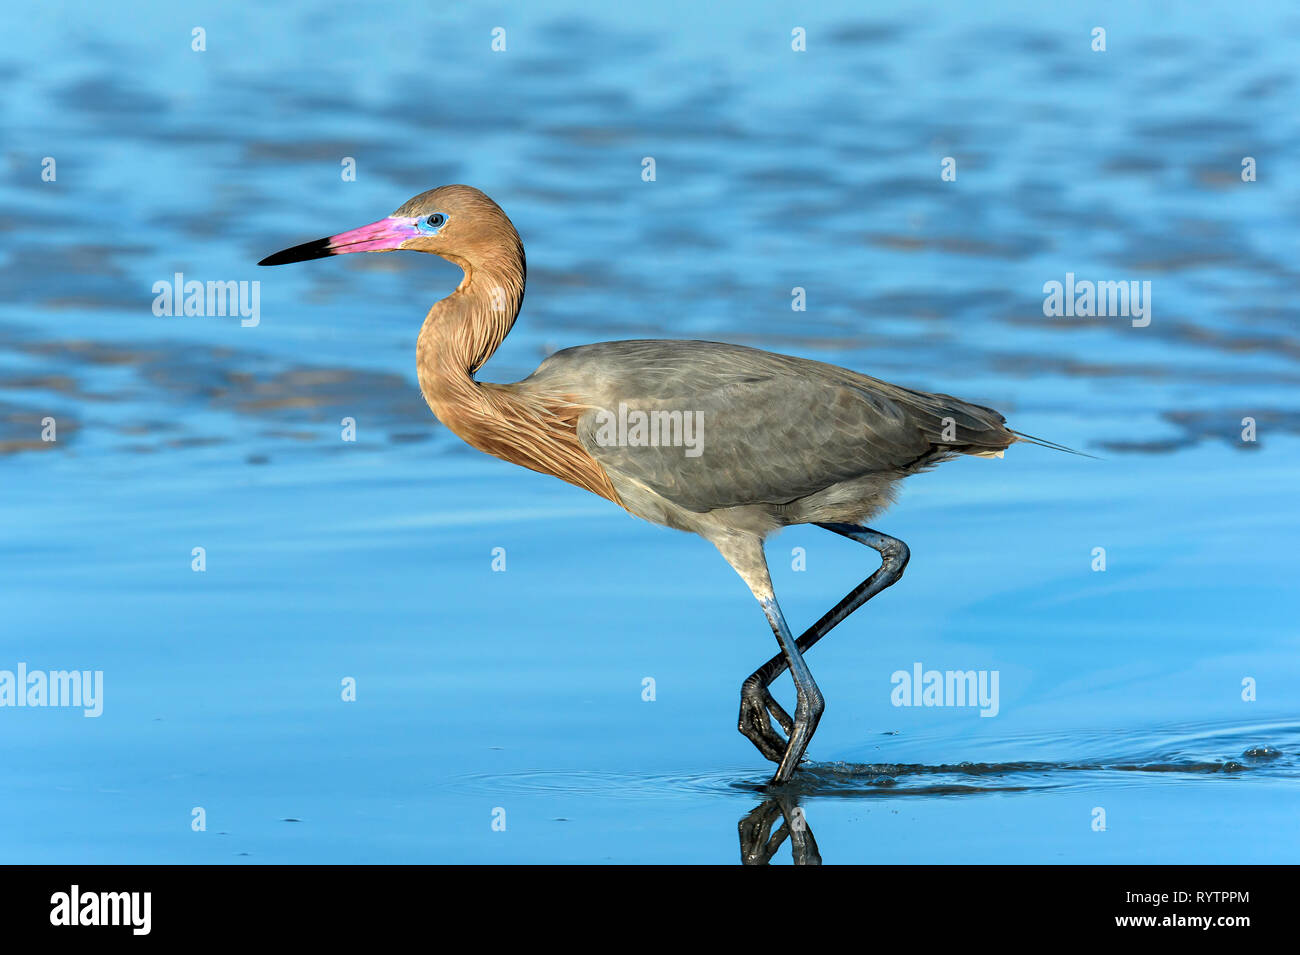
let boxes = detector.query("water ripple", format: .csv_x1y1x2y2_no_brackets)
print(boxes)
450,718,1300,800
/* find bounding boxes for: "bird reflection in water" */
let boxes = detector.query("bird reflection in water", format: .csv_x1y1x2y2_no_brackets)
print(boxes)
739,797,821,865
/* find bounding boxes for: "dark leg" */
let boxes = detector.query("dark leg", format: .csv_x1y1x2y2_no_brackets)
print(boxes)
738,524,909,764
758,594,824,783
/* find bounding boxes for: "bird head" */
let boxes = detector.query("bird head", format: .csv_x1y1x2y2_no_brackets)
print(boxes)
258,184,520,269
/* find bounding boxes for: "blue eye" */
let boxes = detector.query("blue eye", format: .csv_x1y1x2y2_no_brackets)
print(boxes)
418,213,446,233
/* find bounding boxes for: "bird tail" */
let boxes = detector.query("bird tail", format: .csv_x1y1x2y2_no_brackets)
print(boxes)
1009,429,1098,459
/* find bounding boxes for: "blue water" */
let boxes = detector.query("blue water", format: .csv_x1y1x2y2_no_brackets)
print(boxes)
2,0,1298,863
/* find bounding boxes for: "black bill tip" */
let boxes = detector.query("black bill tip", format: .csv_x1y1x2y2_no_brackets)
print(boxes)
258,238,334,266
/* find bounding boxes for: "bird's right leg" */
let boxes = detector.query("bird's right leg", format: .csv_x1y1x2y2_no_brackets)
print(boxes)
738,524,909,763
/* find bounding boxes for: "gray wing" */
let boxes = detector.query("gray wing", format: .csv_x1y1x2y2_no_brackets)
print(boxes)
522,340,1012,513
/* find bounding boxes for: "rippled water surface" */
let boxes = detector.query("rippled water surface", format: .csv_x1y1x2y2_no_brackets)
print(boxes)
2,0,1298,863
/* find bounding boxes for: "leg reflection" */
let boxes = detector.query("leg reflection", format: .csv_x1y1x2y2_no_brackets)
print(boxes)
738,797,821,865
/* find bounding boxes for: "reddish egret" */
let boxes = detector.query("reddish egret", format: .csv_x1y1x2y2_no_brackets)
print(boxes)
260,185,1076,784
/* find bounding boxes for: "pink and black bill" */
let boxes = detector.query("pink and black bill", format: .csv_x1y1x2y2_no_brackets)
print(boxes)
258,216,420,266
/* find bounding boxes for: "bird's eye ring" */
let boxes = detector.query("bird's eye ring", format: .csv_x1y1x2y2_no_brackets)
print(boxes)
420,213,446,232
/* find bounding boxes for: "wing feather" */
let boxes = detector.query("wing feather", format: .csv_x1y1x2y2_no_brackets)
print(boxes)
521,340,1012,512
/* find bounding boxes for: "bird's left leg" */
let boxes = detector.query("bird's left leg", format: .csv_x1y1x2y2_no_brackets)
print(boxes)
739,525,909,762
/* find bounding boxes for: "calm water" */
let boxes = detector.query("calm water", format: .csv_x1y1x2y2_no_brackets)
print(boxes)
2,0,1298,863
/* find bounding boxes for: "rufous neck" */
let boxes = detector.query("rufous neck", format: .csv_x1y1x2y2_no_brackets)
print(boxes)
416,247,525,418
